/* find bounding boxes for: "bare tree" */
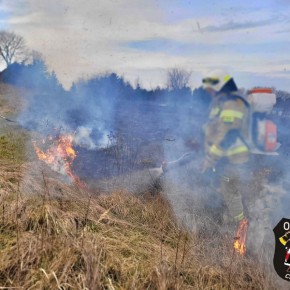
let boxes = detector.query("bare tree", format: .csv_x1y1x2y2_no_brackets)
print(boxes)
0,31,27,67
167,68,192,90
30,50,44,62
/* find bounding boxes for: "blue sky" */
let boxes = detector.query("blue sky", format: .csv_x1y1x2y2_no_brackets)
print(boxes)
0,1,9,30
0,0,290,90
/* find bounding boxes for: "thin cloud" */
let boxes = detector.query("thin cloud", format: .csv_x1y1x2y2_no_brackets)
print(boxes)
1,0,290,91
276,29,290,34
202,18,275,32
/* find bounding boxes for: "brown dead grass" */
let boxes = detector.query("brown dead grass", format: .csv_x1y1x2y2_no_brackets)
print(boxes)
0,83,280,289
0,83,29,118
0,163,279,289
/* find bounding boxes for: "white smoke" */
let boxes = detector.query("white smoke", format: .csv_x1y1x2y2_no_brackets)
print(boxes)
73,126,110,149
73,126,96,150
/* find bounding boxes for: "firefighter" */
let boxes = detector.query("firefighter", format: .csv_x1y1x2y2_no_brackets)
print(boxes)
201,71,250,227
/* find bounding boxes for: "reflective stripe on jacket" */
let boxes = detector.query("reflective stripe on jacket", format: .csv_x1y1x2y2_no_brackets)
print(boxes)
204,93,249,166
208,138,249,164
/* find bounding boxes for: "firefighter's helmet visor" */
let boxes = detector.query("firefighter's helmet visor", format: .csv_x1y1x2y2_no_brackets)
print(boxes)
202,77,220,85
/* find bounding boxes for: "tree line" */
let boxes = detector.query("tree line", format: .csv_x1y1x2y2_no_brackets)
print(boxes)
1,30,290,154
0,29,288,106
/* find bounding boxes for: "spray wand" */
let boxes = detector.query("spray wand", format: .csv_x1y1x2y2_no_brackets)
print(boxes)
0,114,16,123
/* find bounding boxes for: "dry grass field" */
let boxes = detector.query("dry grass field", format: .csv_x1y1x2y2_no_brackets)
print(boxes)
0,84,282,289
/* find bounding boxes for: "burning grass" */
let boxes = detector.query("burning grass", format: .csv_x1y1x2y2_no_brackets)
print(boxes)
0,84,282,289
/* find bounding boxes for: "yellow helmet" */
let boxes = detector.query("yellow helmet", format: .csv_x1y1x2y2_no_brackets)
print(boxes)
202,71,237,93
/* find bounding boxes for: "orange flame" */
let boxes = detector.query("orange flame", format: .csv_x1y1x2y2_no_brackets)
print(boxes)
234,218,248,255
33,134,91,191
33,134,81,185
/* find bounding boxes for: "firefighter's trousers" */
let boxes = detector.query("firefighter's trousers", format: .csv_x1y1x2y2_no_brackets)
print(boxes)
219,163,250,223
